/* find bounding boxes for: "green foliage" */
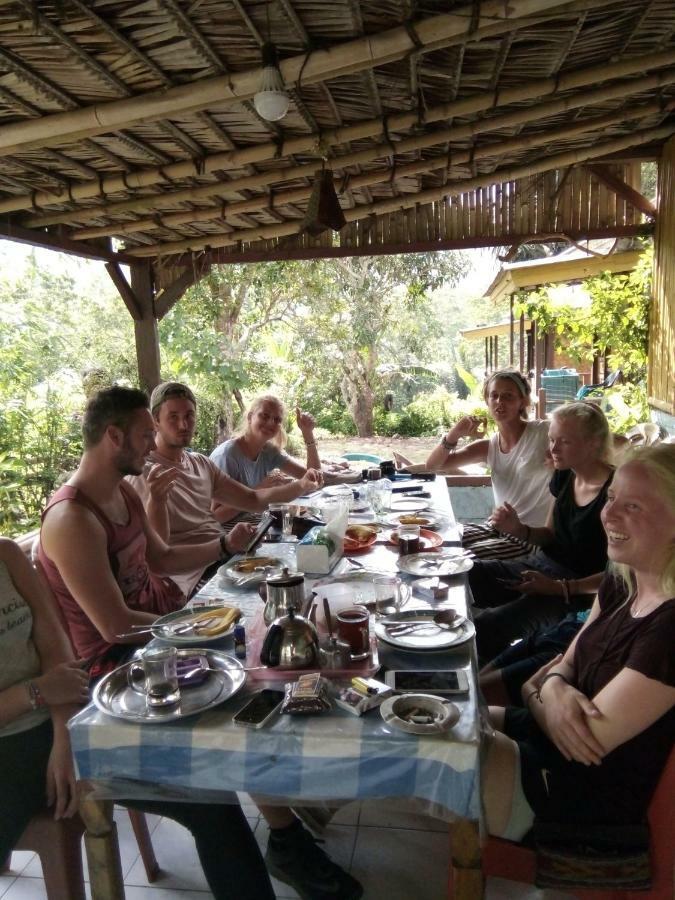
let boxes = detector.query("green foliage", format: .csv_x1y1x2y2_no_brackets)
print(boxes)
583,382,649,434
372,388,488,437
516,246,652,381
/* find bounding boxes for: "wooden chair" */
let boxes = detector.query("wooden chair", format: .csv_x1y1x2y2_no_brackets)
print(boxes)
482,747,675,900
2,807,159,898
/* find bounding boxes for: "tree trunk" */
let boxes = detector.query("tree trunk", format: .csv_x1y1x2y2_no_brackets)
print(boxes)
341,370,374,437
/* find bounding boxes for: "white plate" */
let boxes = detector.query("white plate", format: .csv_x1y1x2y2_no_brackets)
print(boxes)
92,649,246,722
380,694,460,735
397,551,473,578
388,498,431,512
375,613,475,651
152,605,242,645
218,555,285,586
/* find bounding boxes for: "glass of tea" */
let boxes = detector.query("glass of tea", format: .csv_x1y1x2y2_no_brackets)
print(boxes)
398,524,421,555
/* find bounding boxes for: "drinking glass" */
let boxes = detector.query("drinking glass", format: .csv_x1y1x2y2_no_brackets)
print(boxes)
336,606,370,659
374,575,412,613
398,524,421,555
128,645,180,709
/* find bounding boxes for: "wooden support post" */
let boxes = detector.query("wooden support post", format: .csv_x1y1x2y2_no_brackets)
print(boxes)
78,790,125,900
484,337,489,376
509,296,514,365
130,261,161,393
494,335,499,370
449,818,484,899
519,311,525,372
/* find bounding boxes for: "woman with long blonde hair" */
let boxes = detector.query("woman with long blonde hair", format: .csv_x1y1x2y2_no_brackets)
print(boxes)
483,443,675,841
210,394,320,487
470,401,614,662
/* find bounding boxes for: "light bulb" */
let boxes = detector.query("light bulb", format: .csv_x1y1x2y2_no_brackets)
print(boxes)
253,43,289,122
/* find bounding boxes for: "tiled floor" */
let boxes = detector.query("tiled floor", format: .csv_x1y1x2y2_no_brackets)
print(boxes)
0,798,574,899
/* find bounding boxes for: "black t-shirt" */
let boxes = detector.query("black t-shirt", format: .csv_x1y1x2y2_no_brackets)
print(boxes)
507,573,675,825
545,468,612,576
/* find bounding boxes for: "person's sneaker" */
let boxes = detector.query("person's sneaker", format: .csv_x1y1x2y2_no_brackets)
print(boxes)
265,820,363,900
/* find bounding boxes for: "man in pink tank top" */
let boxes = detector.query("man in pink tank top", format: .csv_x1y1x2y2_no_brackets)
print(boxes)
38,386,253,676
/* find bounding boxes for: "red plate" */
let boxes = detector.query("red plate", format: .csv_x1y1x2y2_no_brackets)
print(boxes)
388,528,443,550
343,532,377,553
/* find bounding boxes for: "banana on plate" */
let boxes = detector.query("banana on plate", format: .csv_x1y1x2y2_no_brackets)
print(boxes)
190,606,241,636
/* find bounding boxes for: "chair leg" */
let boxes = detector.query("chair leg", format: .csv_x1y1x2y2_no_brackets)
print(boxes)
37,818,86,900
1,852,10,873
127,810,160,883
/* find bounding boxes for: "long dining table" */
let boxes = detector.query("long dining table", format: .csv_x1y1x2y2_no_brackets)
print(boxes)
69,475,486,899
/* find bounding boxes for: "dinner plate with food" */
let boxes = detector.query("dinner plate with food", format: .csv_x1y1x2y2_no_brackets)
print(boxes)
218,555,284,586
151,605,242,644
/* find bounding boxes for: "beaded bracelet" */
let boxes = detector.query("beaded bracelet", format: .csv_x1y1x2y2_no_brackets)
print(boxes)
441,435,457,452
303,440,317,447
25,680,46,711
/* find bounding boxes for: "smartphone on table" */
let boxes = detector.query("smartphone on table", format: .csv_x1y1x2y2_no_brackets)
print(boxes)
233,689,285,728
384,669,469,695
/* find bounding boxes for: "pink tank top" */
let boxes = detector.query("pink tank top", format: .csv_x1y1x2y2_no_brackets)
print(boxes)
38,482,184,672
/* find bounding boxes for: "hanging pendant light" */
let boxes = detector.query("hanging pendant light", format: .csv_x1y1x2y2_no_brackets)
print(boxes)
253,42,290,122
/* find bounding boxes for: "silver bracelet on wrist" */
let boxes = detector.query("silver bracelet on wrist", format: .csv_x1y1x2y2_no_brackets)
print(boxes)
441,435,457,452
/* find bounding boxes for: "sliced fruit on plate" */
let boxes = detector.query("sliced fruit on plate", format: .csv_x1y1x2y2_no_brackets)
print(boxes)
186,606,241,636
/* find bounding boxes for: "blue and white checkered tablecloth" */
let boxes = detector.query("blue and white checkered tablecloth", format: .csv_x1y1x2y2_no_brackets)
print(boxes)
69,478,483,824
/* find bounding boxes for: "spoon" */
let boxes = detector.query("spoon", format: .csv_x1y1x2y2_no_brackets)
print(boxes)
385,609,461,636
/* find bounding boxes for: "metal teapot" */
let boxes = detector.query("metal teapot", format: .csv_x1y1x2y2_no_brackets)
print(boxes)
259,608,320,669
262,567,306,626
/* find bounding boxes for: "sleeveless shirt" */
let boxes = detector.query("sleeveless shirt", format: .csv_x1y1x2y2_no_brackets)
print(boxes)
38,482,184,673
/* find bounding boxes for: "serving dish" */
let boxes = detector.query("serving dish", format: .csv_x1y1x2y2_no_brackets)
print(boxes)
92,649,245,722
384,512,442,530
218,555,284,585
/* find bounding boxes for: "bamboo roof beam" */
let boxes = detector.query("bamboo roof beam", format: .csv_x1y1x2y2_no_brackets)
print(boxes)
126,123,675,260
29,67,675,230
0,0,620,157
4,40,673,218
72,100,666,243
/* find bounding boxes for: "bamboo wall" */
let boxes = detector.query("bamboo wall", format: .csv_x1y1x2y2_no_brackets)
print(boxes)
175,164,645,277
650,140,675,415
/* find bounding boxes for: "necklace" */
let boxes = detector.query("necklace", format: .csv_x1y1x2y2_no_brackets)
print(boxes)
630,593,665,618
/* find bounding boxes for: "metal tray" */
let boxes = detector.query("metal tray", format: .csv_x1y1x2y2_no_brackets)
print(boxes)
92,649,246,723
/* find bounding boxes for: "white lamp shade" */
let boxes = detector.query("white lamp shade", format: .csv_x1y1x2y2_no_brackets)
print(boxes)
253,65,289,121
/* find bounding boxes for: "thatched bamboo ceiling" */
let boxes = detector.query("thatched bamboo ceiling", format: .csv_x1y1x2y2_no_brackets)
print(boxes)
0,0,673,276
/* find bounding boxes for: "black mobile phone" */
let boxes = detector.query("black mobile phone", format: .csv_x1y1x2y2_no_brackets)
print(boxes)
242,511,275,555
233,689,285,728
384,670,469,695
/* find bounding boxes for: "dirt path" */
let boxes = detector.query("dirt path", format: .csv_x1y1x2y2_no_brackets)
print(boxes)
317,435,439,465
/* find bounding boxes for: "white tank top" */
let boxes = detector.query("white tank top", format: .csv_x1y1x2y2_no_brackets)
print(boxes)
487,419,553,527
0,559,50,737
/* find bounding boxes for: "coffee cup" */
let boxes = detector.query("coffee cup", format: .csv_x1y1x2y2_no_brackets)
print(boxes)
128,645,180,709
336,606,370,660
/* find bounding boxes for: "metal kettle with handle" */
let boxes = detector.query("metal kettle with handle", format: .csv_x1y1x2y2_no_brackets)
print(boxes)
262,567,306,625
260,608,320,669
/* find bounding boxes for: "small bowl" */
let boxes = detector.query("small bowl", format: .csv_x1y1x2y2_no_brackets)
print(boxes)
380,693,460,735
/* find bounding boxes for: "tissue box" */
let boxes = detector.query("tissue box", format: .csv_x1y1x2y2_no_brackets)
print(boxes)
296,526,343,574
